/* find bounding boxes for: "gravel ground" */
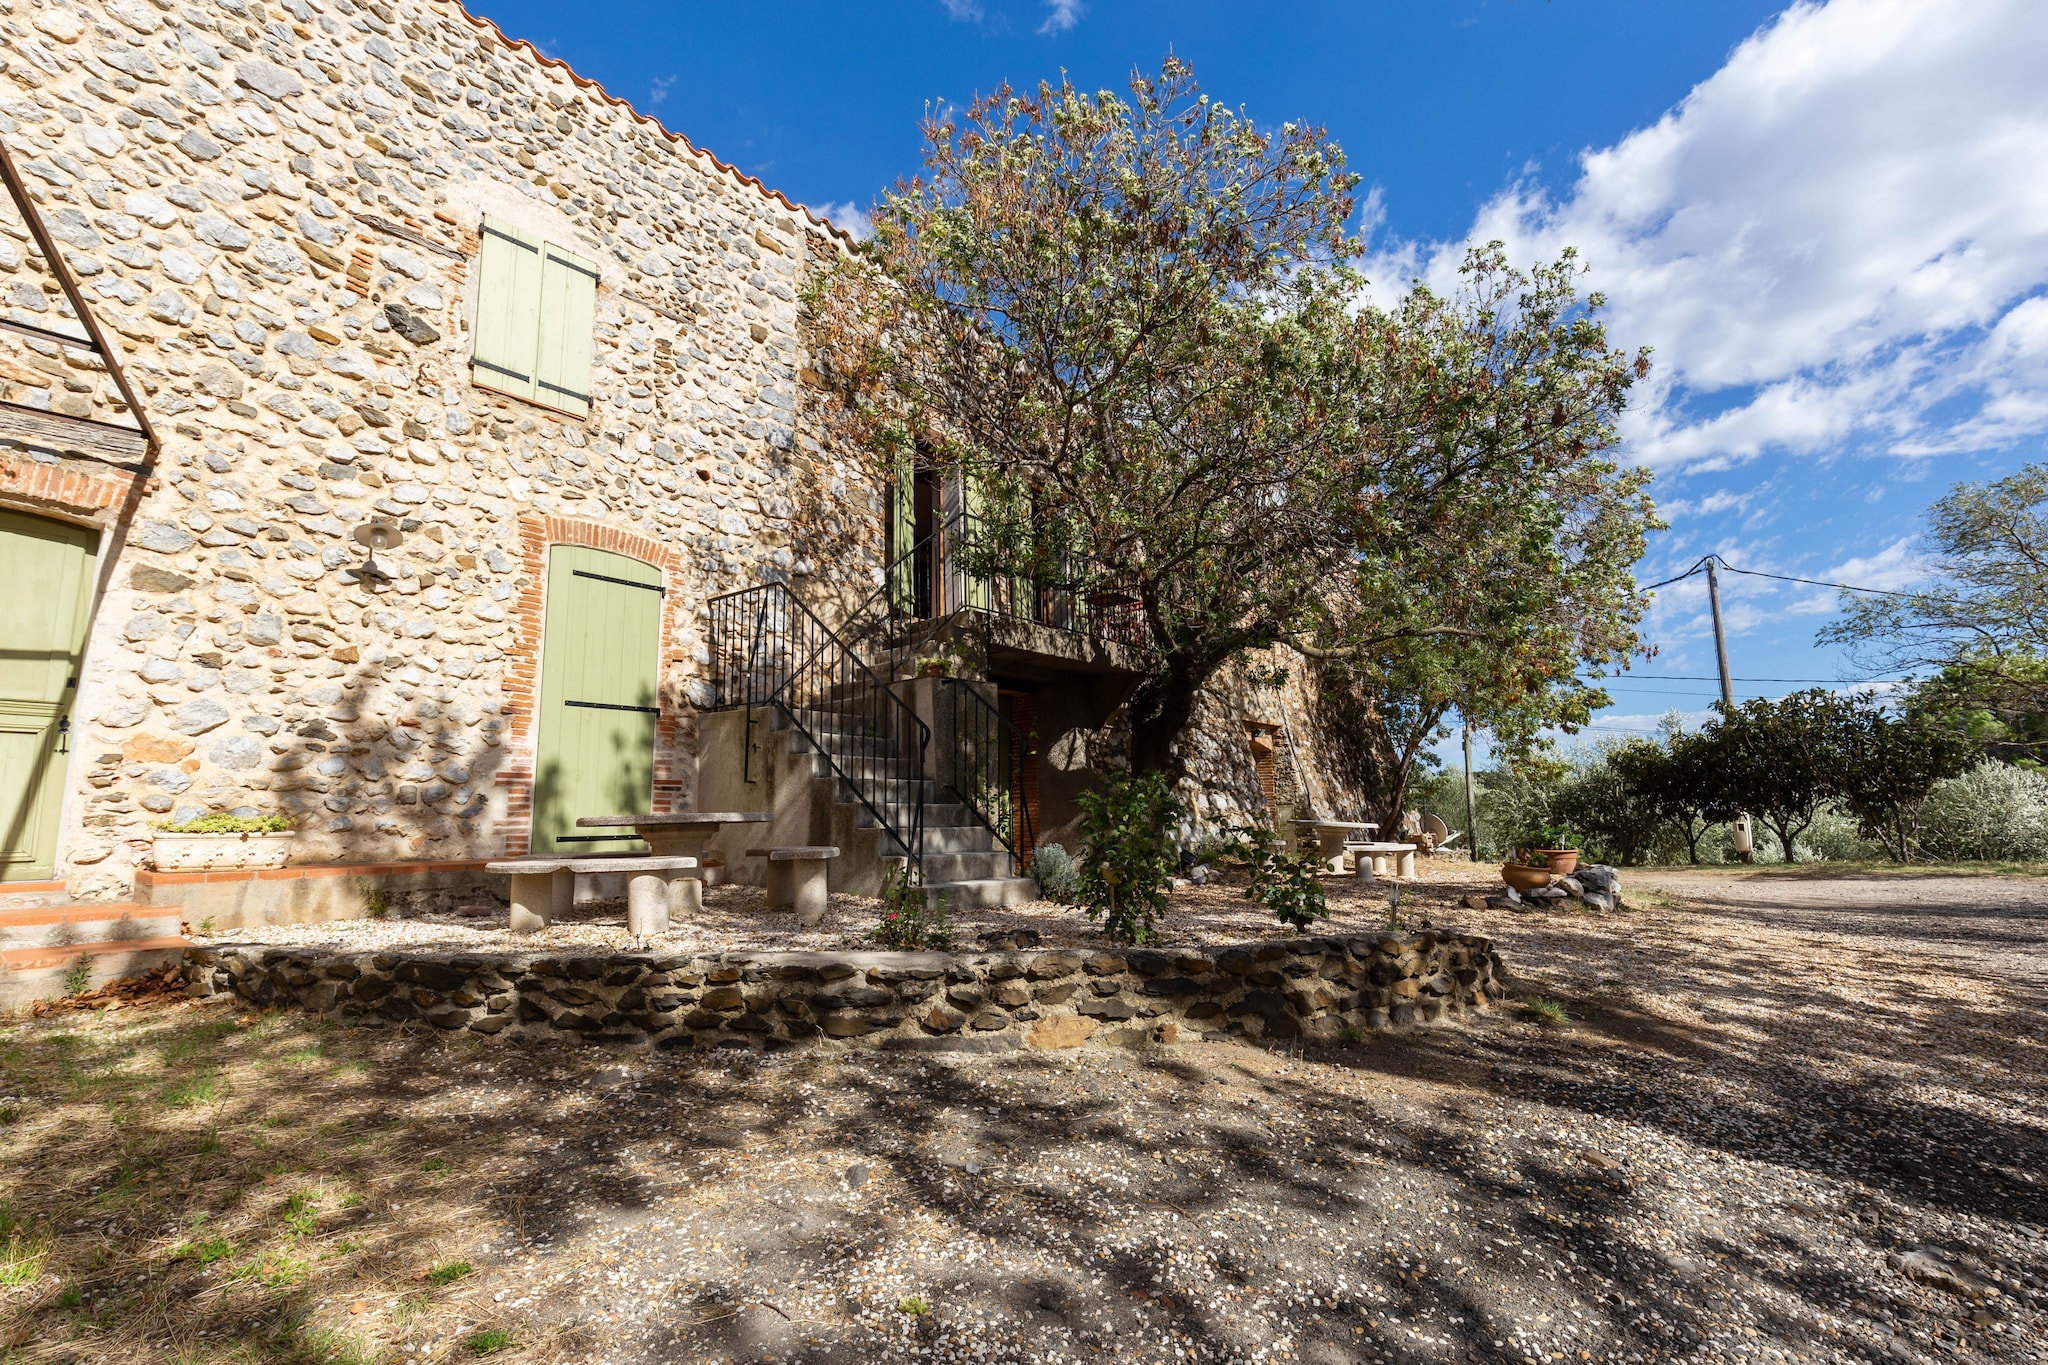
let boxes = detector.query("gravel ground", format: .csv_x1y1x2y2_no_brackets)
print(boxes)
18,866,2046,1365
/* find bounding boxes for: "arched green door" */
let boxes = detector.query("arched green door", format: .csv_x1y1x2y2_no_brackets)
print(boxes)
0,509,97,882
530,545,662,855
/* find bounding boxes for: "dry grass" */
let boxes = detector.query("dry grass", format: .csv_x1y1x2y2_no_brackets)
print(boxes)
0,999,579,1364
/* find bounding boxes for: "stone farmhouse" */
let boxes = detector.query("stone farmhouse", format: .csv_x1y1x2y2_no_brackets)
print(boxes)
0,0,1346,990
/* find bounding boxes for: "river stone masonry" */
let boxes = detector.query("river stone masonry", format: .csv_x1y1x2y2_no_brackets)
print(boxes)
180,929,1507,1049
9,0,880,898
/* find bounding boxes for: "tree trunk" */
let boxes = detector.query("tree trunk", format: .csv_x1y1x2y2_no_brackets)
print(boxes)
1128,654,1223,782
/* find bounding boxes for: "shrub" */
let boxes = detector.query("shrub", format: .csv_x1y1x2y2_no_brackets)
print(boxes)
154,813,292,834
1027,842,1082,904
1919,761,2048,861
1227,825,1328,930
872,867,954,950
1076,772,1186,945
1795,804,1882,862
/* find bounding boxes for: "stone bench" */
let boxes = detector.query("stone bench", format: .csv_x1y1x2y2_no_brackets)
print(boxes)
1346,841,1418,882
745,846,840,926
485,855,698,936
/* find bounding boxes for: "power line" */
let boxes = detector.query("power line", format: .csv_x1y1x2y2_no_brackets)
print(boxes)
1598,674,1908,684
1642,553,1937,600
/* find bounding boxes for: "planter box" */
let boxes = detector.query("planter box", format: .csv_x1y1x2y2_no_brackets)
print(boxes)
1500,862,1552,895
1538,849,1580,877
152,831,296,872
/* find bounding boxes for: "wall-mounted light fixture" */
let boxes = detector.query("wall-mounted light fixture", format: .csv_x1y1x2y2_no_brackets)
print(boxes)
352,520,403,584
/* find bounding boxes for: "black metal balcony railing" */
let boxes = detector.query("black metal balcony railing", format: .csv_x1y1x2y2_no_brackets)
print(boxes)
706,582,929,878
894,510,1151,653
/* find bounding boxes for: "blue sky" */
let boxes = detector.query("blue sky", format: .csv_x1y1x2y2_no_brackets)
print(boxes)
474,0,2048,740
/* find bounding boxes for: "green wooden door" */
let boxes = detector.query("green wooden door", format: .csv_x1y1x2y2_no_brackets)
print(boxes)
0,510,97,882
531,546,663,855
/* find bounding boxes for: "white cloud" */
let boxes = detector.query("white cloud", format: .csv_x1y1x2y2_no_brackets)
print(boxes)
939,0,983,21
1365,0,2048,474
1038,0,1082,35
1823,534,1926,591
813,201,874,242
648,75,675,109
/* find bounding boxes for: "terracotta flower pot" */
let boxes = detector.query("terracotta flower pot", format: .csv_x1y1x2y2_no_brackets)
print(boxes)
1500,862,1552,894
1540,849,1580,877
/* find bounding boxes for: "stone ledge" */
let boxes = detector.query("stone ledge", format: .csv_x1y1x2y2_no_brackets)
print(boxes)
179,932,1507,1051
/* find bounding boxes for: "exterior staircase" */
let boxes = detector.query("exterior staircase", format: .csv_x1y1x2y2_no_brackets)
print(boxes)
780,704,1037,909
0,881,192,1012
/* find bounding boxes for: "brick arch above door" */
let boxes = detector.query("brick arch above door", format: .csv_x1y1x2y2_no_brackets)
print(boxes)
491,514,692,856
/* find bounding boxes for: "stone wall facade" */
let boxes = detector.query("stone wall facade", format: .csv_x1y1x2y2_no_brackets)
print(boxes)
3,0,881,897
180,928,1506,1049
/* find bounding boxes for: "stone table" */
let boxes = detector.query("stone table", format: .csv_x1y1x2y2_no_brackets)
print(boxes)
575,812,770,912
1291,818,1379,874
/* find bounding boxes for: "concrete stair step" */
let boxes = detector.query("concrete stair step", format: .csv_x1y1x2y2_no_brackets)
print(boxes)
918,850,1016,883
0,936,193,1012
0,880,70,910
922,876,1040,911
856,802,971,832
0,903,184,949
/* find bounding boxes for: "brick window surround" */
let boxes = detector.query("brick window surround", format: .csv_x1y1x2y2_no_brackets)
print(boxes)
0,451,141,527
491,513,692,856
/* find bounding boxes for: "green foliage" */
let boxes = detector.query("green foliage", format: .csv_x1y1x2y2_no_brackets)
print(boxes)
1919,762,2048,860
1823,462,2048,762
281,1190,318,1237
1833,704,1973,860
1226,825,1328,930
897,1295,932,1316
61,953,91,998
426,1259,472,1285
162,1074,217,1108
154,813,292,834
872,867,953,951
1076,772,1187,945
467,1329,513,1354
1522,997,1571,1026
1027,842,1082,904
0,1204,52,1287
820,58,1653,781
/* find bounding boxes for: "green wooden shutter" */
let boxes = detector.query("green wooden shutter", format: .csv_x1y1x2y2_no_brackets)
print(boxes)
961,473,992,611
531,546,663,855
534,243,598,418
471,215,542,402
887,453,915,616
0,509,97,881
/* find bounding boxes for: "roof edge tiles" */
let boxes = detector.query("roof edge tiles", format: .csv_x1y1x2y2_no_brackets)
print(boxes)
446,0,858,247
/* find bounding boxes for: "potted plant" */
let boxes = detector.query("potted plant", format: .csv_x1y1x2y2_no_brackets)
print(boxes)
151,814,295,871
1500,849,1552,894
1534,822,1582,877
913,641,966,679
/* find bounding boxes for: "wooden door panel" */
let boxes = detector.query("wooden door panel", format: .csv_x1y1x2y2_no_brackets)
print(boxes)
531,546,662,856
0,509,97,881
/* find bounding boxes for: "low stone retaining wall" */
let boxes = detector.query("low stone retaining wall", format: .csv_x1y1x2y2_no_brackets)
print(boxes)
180,931,1506,1051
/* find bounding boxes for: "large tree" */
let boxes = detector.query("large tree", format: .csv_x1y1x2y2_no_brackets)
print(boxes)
1689,690,1861,862
1286,248,1659,827
812,59,1655,779
1821,462,2048,760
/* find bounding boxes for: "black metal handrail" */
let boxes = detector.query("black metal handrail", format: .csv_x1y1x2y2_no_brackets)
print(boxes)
707,582,929,878
938,678,1036,864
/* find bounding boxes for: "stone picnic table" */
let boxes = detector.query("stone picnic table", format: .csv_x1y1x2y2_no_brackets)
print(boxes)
576,812,770,911
1290,818,1380,874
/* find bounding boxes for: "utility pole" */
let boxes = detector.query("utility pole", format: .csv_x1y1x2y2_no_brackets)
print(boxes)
1705,557,1735,711
1462,723,1479,859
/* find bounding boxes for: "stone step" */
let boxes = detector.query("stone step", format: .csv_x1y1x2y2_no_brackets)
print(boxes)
922,876,1040,911
856,802,972,833
0,880,70,910
0,936,193,1012
918,849,1016,884
886,824,1001,856
0,903,184,950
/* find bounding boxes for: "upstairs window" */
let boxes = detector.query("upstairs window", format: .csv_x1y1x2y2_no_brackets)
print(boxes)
470,215,598,419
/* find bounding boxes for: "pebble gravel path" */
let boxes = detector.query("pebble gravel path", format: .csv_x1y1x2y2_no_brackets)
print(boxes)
322,866,2048,1365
